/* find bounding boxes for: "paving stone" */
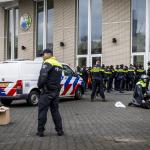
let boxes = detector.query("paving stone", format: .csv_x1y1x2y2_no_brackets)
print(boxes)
0,90,150,150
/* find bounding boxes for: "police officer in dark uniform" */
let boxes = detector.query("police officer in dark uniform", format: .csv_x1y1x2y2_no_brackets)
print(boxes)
80,66,88,90
114,65,119,90
117,64,125,93
124,66,128,91
135,65,146,84
127,65,135,91
37,49,64,137
128,75,150,109
147,61,150,77
104,66,113,93
91,60,105,101
109,65,114,91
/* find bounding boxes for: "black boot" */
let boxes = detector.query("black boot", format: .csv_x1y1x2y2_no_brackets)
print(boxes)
57,130,64,136
36,132,44,137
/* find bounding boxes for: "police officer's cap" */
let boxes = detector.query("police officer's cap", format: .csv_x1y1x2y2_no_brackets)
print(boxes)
41,49,53,56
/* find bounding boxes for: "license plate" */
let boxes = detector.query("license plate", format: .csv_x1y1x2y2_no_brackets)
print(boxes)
0,83,9,88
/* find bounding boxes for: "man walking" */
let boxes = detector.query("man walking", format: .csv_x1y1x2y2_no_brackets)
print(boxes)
37,49,64,137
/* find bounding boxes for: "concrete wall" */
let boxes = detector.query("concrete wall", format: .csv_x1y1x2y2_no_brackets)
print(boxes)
102,0,131,66
53,0,76,67
18,0,35,60
0,7,5,61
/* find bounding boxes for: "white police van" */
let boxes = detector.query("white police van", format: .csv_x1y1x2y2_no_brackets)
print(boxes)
0,59,84,106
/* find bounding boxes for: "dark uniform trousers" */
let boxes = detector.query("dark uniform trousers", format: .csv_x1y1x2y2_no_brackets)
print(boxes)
38,89,62,133
91,79,105,99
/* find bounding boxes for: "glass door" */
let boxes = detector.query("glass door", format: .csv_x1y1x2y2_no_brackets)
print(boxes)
131,53,145,67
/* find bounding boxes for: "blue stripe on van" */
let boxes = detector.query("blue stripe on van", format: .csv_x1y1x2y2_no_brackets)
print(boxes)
64,76,72,88
0,89,6,96
73,77,79,89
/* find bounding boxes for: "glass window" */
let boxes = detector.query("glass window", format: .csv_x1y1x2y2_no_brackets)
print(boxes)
91,0,102,54
132,0,146,52
37,1,44,57
78,0,88,55
92,57,101,67
62,65,74,76
47,0,54,50
7,10,13,59
7,8,18,60
133,55,144,66
15,9,18,59
78,57,87,68
77,0,102,67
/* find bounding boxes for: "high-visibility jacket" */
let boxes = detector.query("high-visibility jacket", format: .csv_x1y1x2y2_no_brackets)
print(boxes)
38,57,63,91
91,66,104,80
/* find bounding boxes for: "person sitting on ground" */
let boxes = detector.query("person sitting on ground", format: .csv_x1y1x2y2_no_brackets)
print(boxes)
128,75,150,109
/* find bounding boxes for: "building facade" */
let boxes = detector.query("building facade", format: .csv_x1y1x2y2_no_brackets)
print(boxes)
0,0,150,68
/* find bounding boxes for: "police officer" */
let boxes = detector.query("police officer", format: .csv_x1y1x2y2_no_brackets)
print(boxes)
135,65,146,84
109,65,115,91
127,65,135,91
114,65,119,90
124,66,128,91
147,61,150,77
37,49,64,137
91,60,105,101
104,66,113,93
80,66,88,90
128,75,150,109
117,64,125,93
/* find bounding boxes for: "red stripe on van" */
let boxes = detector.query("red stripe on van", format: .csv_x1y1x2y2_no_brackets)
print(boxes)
70,84,80,95
61,84,72,96
7,80,22,96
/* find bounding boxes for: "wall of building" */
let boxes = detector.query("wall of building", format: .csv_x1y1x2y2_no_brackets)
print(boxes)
53,0,76,67
102,0,131,66
18,0,35,60
0,7,5,61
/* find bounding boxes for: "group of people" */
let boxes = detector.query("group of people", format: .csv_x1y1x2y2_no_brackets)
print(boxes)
36,49,150,137
77,60,150,108
77,62,148,93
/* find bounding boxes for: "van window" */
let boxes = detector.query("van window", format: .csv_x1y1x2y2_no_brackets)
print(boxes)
62,65,74,76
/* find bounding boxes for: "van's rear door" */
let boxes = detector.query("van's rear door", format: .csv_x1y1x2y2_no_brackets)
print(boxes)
0,62,20,97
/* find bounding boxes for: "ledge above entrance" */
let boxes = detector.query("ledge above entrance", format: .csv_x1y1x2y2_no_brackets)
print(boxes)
0,0,18,7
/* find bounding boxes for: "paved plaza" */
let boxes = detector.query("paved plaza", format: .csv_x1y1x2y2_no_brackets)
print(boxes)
0,91,150,150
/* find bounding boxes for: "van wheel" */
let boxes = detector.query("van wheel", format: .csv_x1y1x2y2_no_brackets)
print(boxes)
1,99,12,106
27,91,39,106
74,87,82,100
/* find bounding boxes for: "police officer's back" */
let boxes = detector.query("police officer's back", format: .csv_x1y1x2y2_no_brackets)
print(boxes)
91,60,105,101
117,64,125,93
37,49,64,137
135,65,146,80
104,66,113,92
127,65,135,91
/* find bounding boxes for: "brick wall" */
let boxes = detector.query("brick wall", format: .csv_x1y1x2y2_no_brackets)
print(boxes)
53,0,76,67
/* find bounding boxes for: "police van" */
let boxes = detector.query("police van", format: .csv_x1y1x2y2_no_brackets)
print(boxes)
0,59,84,106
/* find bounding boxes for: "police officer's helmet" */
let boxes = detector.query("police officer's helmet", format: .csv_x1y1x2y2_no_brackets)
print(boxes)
141,75,148,80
